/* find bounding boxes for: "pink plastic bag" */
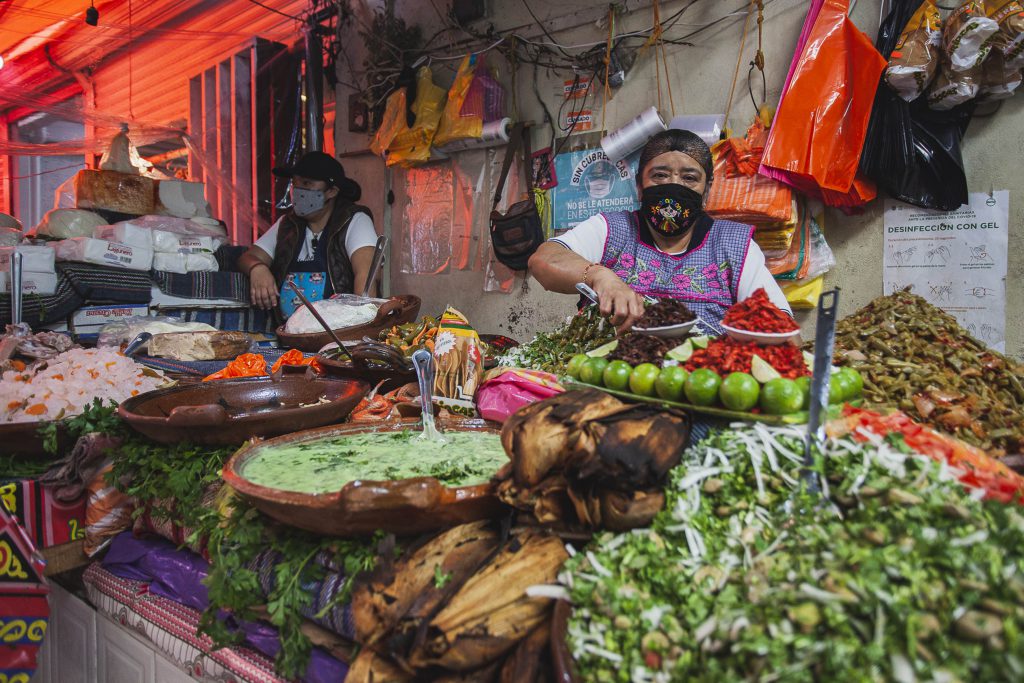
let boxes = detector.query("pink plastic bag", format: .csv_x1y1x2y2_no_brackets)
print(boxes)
476,368,564,423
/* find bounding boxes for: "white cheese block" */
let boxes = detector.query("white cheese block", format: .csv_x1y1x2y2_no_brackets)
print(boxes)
152,231,220,254
155,179,210,219
54,237,154,271
0,271,58,296
93,222,153,250
152,252,219,274
0,245,56,273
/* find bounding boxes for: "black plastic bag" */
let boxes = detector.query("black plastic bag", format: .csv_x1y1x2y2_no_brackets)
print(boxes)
860,0,973,211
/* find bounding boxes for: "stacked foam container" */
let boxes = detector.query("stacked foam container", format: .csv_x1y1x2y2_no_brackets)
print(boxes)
0,245,58,295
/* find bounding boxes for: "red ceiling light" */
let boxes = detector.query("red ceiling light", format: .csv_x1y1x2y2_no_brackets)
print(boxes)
85,1,99,26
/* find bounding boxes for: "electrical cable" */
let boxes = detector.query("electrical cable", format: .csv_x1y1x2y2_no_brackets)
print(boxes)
242,0,303,22
520,0,574,59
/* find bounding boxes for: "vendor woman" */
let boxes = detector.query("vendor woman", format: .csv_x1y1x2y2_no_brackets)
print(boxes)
239,152,379,317
529,130,790,333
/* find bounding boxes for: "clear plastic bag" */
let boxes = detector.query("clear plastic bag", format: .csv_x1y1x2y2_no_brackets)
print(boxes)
884,0,943,101
31,208,106,240
97,315,216,348
396,164,454,275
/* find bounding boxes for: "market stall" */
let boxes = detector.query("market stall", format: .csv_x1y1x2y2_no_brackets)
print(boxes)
1,1,1022,682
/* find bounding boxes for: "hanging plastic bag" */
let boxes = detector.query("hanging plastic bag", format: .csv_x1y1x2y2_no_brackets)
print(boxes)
781,275,825,309
706,116,793,224
861,0,971,211
433,54,505,149
760,0,886,207
979,49,1023,99
945,2,999,72
370,89,409,158
386,66,447,168
986,0,1024,69
885,0,943,101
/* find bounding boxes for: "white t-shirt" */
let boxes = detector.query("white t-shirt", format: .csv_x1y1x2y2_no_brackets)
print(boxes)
551,213,793,313
253,212,378,262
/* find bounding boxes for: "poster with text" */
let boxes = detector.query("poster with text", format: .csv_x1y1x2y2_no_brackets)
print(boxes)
551,147,639,232
883,191,1008,352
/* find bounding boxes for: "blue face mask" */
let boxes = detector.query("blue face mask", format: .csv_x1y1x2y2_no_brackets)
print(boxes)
291,187,326,217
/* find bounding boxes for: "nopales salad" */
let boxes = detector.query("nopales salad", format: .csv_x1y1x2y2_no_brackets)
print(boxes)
562,424,1024,682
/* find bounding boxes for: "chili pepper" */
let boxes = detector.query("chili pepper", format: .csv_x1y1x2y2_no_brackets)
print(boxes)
723,288,798,333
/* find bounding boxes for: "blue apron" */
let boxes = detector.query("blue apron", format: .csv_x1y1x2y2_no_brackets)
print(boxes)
279,232,335,318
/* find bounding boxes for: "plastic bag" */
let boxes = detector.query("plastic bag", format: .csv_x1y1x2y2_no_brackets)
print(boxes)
202,352,267,381
979,49,1023,99
0,228,20,247
476,368,564,423
781,275,825,309
113,214,227,238
885,0,943,101
945,2,999,72
432,307,483,416
370,88,409,158
760,0,886,208
987,0,1024,69
861,0,972,211
30,208,106,240
54,176,76,209
705,117,793,224
386,67,447,168
433,55,487,148
97,316,215,348
0,212,22,232
84,463,133,557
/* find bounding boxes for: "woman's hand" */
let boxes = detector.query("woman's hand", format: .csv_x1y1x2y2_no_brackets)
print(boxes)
590,267,645,333
249,264,279,310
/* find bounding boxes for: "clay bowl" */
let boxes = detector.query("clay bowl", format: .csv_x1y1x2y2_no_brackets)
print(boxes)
276,294,421,353
222,418,507,537
118,375,369,446
0,420,73,457
316,344,416,393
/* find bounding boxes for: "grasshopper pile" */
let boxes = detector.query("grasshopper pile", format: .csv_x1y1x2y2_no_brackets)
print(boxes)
563,424,1024,682
833,290,1024,457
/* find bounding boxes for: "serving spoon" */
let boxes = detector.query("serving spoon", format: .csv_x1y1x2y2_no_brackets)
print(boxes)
411,349,445,443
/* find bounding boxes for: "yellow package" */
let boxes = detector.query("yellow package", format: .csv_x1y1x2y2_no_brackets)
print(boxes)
781,275,825,309
432,54,484,149
432,306,484,417
386,66,447,168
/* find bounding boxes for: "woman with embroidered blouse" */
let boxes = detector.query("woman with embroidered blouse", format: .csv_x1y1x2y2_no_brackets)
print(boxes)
529,129,791,334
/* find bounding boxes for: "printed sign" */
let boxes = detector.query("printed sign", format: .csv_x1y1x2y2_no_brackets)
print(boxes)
561,109,594,132
883,191,1009,352
562,76,593,100
551,147,639,231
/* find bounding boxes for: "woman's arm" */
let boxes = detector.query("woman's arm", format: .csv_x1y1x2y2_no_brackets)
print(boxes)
350,245,378,296
238,246,279,310
529,242,645,330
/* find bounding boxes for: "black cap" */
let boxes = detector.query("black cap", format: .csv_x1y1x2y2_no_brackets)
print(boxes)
273,151,361,202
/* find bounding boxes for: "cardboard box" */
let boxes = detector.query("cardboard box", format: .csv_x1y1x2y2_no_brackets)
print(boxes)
0,271,58,296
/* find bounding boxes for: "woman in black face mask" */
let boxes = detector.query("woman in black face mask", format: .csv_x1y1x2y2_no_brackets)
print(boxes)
238,152,381,317
529,129,790,334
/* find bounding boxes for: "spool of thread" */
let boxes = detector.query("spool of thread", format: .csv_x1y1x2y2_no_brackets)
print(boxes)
437,118,512,153
600,107,667,162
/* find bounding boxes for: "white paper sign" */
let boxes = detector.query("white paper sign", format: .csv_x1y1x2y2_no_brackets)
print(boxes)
883,191,1009,352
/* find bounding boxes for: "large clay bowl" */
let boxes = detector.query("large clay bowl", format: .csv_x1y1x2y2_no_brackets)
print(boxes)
0,420,72,457
118,375,369,446
222,418,507,537
316,348,416,393
276,295,421,353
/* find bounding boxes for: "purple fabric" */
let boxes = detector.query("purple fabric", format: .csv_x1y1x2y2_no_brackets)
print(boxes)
101,532,348,683
598,211,752,335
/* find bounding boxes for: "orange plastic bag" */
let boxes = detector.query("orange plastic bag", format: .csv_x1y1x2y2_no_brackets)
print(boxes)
202,353,267,381
370,88,409,158
705,117,793,224
270,348,321,374
760,0,886,202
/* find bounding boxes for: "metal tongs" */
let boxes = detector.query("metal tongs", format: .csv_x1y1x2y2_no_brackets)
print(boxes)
412,348,445,443
576,281,715,334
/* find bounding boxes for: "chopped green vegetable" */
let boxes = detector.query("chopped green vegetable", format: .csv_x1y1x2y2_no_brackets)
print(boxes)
434,564,453,588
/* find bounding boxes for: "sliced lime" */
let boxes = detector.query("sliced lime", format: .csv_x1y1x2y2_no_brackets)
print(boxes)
586,340,619,358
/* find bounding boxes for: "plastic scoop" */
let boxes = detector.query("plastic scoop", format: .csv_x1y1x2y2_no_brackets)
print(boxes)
411,349,445,443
